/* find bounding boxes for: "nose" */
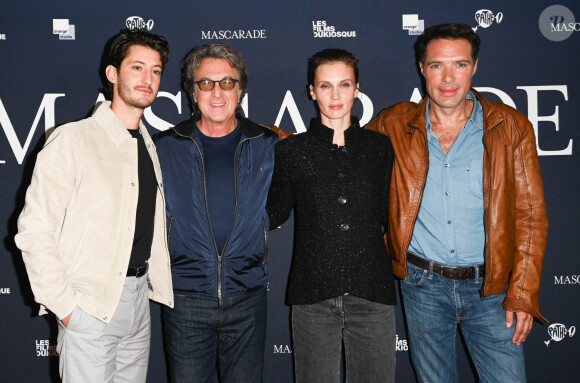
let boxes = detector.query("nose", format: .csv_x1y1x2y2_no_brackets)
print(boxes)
142,68,153,85
211,82,223,97
331,87,340,99
442,66,454,84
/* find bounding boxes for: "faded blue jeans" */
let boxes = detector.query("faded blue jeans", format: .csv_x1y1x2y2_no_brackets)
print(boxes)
292,294,396,383
401,261,526,383
162,289,267,383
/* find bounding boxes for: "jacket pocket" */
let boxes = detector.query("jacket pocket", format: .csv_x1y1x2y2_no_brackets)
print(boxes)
402,263,428,286
66,219,92,276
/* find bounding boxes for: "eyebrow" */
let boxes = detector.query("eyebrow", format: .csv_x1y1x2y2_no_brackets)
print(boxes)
425,59,471,65
317,79,354,83
128,59,163,68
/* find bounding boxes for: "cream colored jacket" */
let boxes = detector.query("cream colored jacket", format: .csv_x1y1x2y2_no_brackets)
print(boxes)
15,102,173,323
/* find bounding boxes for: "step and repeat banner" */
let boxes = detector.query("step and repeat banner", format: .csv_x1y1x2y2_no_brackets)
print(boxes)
1,1,578,381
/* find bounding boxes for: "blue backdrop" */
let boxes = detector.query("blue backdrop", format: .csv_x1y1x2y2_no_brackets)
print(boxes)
1,1,578,381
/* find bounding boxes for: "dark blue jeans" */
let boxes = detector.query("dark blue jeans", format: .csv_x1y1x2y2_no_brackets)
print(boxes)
401,262,526,383
162,290,267,383
292,294,396,383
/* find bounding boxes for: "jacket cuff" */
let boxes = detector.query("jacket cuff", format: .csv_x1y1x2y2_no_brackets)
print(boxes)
502,296,548,323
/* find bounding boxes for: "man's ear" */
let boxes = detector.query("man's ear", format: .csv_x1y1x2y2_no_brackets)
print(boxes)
105,65,118,85
419,62,425,77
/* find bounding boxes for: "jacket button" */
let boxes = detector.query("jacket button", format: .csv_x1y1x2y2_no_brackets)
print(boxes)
340,223,349,231
338,197,347,204
337,172,345,178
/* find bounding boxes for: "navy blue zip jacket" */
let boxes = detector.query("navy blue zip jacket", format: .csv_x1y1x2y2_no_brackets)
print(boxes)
153,116,278,299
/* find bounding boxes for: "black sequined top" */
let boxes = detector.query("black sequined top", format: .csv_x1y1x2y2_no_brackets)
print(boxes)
266,118,396,305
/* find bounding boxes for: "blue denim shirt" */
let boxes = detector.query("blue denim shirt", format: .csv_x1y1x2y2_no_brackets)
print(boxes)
409,92,485,266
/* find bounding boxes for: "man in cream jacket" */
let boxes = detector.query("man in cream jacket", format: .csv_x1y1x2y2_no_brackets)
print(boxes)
15,30,173,383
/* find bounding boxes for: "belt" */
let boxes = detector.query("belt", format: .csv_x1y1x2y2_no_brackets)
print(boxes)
407,253,484,280
127,262,149,278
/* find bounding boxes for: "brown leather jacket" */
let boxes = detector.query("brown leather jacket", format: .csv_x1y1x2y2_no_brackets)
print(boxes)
366,89,548,321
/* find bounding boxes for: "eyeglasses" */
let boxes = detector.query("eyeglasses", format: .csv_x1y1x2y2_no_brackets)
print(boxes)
194,78,239,92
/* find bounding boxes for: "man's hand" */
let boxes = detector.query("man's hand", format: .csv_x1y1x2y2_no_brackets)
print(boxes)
61,312,73,327
506,310,533,345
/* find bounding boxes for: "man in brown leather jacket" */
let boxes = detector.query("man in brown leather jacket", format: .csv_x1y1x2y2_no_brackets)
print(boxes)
366,23,548,382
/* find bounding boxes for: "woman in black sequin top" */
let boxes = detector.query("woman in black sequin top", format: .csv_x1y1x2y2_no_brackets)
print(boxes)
266,49,396,382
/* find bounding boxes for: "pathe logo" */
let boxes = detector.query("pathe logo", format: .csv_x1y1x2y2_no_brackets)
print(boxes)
53,19,75,40
0,33,6,40
539,5,578,42
473,9,503,32
312,21,356,38
0,287,10,294
402,14,424,35
201,29,266,40
554,275,580,284
126,16,154,31
36,340,59,357
545,323,575,347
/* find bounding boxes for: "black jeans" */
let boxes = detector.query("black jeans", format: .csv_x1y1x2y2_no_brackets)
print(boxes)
292,294,396,383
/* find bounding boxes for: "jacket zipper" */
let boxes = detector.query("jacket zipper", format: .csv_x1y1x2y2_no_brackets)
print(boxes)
217,133,264,305
175,131,223,305
177,127,264,307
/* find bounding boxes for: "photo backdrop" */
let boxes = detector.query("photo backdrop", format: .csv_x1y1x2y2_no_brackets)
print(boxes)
1,1,578,381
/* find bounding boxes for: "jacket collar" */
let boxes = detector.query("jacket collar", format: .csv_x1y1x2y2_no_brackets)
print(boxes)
92,101,150,147
308,117,361,144
173,114,264,139
407,88,504,134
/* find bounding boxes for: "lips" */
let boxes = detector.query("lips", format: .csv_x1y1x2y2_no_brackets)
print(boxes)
136,87,152,94
439,87,458,96
329,104,343,110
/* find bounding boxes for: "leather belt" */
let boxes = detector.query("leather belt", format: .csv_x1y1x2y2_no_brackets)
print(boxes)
407,253,484,280
127,262,149,278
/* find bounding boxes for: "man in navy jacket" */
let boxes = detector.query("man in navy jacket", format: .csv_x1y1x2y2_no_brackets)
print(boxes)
154,44,279,383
